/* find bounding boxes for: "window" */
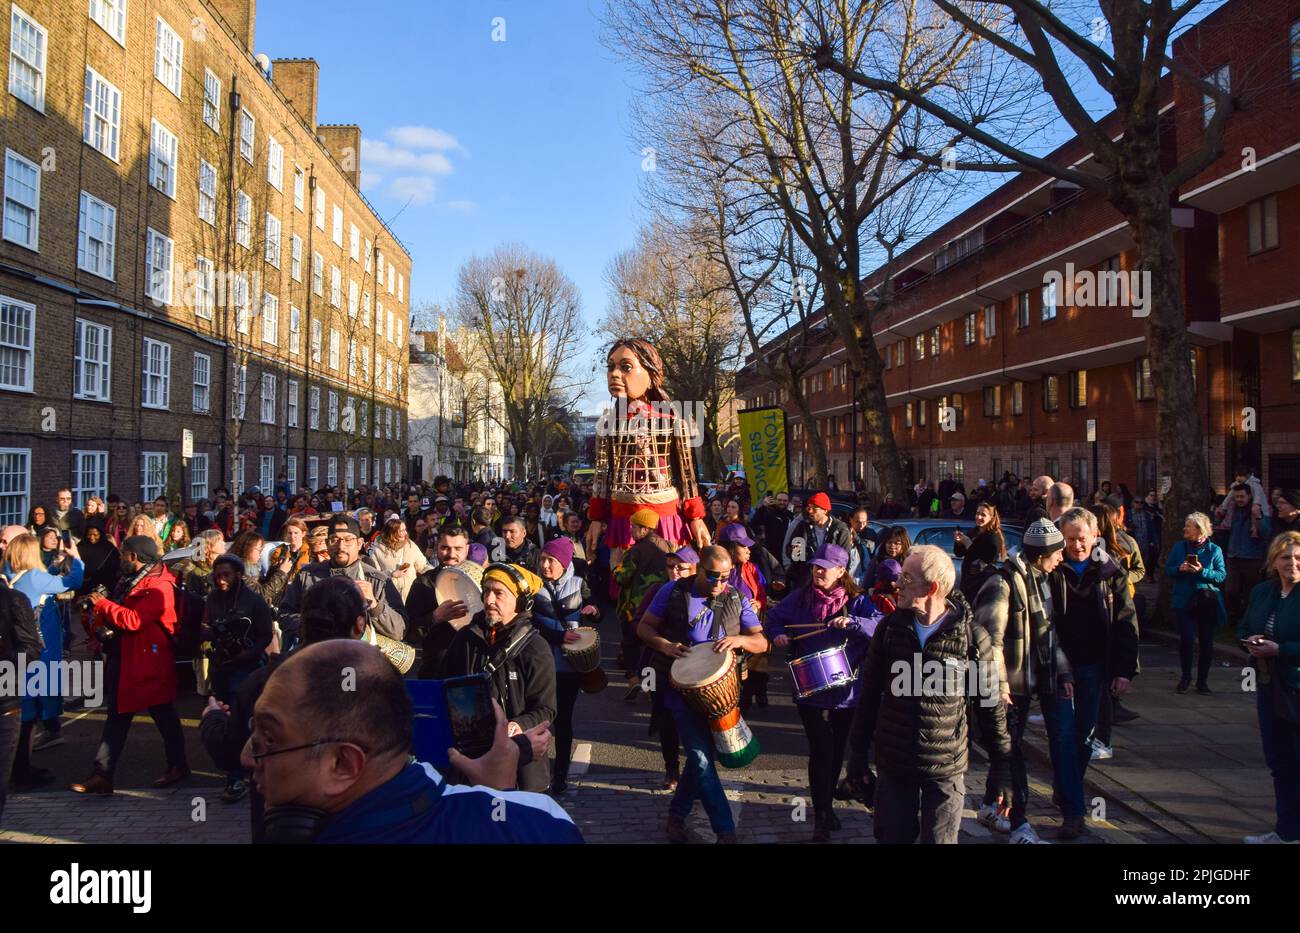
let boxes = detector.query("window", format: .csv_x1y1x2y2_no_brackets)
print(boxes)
9,6,46,112
398,274,404,303
330,266,341,307
396,365,403,395
1011,380,1024,415
1068,369,1087,408
328,391,339,431
396,317,403,348
365,239,372,273
291,234,302,281
1248,195,1279,254
1136,356,1154,400
309,386,320,429
148,121,178,199
895,339,905,367
1098,255,1121,304
1043,374,1059,412
198,160,217,225
327,457,338,487
294,165,305,211
983,385,1002,417
929,326,940,357
359,400,368,437
1071,458,1090,500
329,329,340,370
267,137,283,190
142,452,168,502
72,450,108,505
914,334,925,361
144,228,173,305
192,352,210,413
395,412,401,441
1293,328,1300,382
388,265,395,295
348,338,357,378
3,150,40,249
386,358,394,392
285,455,297,488
89,0,127,45
240,109,255,162
1044,457,1059,481
307,456,319,490
83,68,121,161
257,455,273,493
1203,65,1229,128
940,393,963,427
261,292,278,345
232,363,247,420
265,213,281,267
912,399,923,428
377,251,385,283
233,274,249,334
1016,291,1030,328
289,306,301,355
236,191,251,248
385,408,393,439
287,379,299,427
359,457,367,485
883,345,891,370
983,304,996,339
195,256,215,319
350,223,360,262
311,320,322,363
314,188,325,230
142,338,170,409
73,319,112,401
384,459,392,483
203,69,220,132
232,455,244,496
260,373,276,423
1041,279,1057,321
312,252,323,295
0,448,29,524
77,192,116,279
154,17,183,98
348,279,358,318
361,347,370,383
374,406,381,438
963,312,976,346
190,453,209,502
1190,349,1198,390
332,206,343,247
346,459,355,489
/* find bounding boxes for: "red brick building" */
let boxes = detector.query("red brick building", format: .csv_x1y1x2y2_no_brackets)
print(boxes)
741,0,1300,500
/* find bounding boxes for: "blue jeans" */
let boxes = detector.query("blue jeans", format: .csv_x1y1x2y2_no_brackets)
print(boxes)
1257,684,1300,840
1040,663,1104,818
669,704,735,833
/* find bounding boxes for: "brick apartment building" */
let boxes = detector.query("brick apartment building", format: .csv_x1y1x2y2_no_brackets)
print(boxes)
740,0,1300,501
0,0,411,523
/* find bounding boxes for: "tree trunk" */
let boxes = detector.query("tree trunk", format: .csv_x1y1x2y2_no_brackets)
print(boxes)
788,385,830,490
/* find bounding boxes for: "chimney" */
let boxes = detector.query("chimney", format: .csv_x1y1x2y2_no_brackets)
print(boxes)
317,124,361,188
209,0,256,50
271,58,318,133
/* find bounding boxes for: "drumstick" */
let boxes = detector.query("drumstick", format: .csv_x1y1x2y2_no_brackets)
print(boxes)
783,623,826,629
789,629,829,642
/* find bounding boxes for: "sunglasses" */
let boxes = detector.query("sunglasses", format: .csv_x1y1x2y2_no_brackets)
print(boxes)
703,570,725,583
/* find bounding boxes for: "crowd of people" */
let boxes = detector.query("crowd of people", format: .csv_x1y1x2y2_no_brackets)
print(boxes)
0,464,1296,846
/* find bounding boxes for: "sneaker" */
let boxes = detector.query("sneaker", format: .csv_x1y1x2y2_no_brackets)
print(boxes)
1244,831,1300,844
624,676,640,704
1176,678,1190,694
1196,682,1212,695
1090,739,1114,760
31,731,65,751
221,779,248,803
1111,700,1140,724
1010,823,1050,844
977,803,1011,833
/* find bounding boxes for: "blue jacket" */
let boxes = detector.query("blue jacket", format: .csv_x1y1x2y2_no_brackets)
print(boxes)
765,586,880,709
1238,579,1300,691
532,563,594,673
5,559,84,660
315,761,584,844
1166,538,1227,622
1227,509,1270,560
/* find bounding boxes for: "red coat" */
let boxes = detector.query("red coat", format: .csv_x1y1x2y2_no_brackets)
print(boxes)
92,565,179,713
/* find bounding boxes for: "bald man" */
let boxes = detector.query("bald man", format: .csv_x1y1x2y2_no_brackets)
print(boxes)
1026,477,1054,524
245,641,581,843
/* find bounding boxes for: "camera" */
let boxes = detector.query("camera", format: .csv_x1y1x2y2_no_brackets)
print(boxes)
75,584,109,615
202,614,255,666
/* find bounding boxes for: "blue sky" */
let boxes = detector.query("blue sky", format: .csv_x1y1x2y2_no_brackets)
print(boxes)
256,0,638,409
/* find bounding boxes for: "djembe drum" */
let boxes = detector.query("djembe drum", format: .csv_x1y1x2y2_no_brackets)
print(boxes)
670,643,760,769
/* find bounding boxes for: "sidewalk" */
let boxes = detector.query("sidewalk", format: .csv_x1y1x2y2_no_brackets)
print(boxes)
1020,637,1272,844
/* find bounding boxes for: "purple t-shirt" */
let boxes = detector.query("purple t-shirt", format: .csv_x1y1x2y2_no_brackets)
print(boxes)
647,580,762,712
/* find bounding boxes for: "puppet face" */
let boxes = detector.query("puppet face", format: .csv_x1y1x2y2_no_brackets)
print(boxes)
607,346,651,400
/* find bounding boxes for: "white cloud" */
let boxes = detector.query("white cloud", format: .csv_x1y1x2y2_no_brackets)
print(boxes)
387,125,468,155
362,139,453,176
445,200,477,214
360,171,384,191
390,176,437,204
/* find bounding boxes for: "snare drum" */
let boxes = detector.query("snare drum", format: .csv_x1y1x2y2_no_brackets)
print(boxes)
562,627,601,673
432,565,483,628
788,645,857,700
670,644,760,769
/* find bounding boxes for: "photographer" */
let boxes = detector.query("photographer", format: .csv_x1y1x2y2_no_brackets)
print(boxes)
203,554,273,803
71,536,189,795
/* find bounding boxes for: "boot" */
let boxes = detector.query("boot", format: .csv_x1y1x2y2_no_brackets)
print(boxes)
70,774,114,795
152,765,191,788
666,814,688,844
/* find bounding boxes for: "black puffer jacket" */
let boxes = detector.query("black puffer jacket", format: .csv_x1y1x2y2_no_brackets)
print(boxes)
0,584,41,715
850,592,1010,782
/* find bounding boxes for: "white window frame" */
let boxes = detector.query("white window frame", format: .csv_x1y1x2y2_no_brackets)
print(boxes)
350,223,360,262
89,0,127,46
346,458,355,489
142,451,168,502
73,318,112,401
290,233,303,281
327,457,338,487
289,306,301,355
332,205,343,246
194,255,215,320
364,238,372,273
285,455,297,488
286,378,299,427
1041,279,1057,321
154,16,183,99
983,303,996,339
267,136,284,191
9,5,47,112
348,279,358,318
307,456,319,490
232,363,247,420
348,338,357,378
236,190,251,248
309,386,320,430
311,320,322,364
3,149,40,250
144,228,174,305
261,291,279,345
240,109,256,163
190,453,208,502
329,329,340,370
260,372,276,424
314,188,325,230
293,165,305,211
312,252,323,295
233,273,250,334
83,67,121,161
141,337,171,410
72,450,108,505
330,265,341,307
360,457,367,486
198,159,217,225
264,212,281,267
77,191,116,280
232,455,244,496
0,448,30,525
149,119,178,199
259,455,274,492
327,391,339,431
192,351,210,413
2,297,37,392
203,68,221,132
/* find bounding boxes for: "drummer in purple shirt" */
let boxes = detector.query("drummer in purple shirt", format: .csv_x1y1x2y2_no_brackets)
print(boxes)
766,542,881,842
638,545,767,844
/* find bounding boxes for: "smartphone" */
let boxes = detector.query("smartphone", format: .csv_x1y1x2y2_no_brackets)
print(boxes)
443,673,495,760
61,530,72,547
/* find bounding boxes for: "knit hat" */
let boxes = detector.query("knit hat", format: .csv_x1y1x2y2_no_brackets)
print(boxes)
671,545,701,565
213,553,246,575
808,492,832,512
541,536,574,571
630,508,660,530
467,543,489,565
121,535,161,562
1021,518,1065,558
483,564,543,600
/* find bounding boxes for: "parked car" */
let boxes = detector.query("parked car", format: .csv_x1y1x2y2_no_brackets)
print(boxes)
868,518,1024,583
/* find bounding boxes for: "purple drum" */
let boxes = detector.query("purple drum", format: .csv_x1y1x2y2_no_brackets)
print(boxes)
788,645,857,699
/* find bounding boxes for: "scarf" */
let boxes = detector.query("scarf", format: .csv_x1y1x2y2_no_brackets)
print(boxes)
804,582,851,623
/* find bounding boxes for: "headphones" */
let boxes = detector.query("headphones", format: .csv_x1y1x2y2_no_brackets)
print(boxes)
483,562,535,614
261,803,332,844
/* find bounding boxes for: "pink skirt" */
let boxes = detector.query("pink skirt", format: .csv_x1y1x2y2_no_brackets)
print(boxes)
606,511,689,550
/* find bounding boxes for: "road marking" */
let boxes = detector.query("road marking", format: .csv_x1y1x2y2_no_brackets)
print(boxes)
570,743,592,776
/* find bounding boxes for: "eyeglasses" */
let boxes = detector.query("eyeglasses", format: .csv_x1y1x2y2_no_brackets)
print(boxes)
327,534,359,544
703,570,725,583
248,736,369,763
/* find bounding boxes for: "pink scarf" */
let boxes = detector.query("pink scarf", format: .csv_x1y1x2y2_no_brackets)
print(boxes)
804,583,850,623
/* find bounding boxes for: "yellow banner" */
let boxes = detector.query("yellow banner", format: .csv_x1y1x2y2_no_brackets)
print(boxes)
738,407,789,500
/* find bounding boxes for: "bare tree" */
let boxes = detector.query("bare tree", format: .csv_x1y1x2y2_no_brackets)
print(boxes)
451,244,589,478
